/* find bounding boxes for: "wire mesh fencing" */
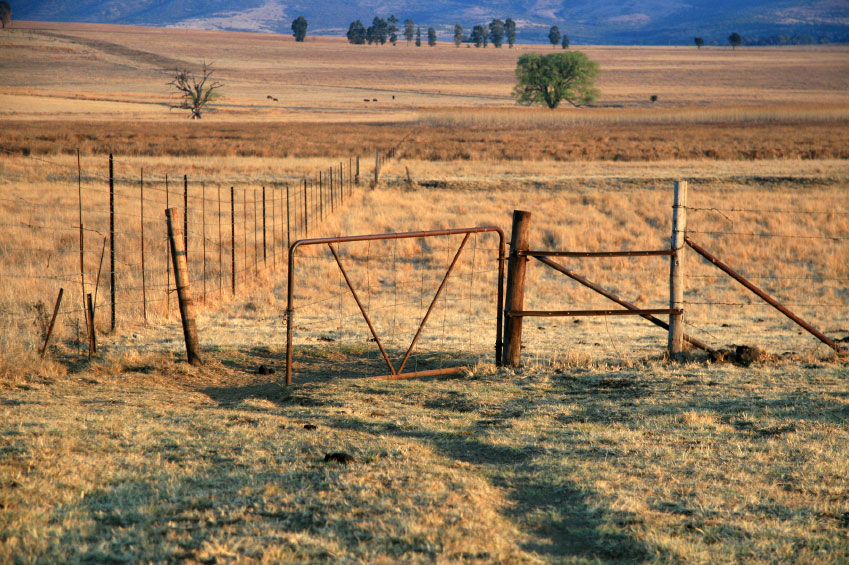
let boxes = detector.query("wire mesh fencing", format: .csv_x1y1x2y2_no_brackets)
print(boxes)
285,229,505,383
0,138,367,359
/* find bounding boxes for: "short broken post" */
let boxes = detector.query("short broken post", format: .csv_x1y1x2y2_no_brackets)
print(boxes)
166,207,203,366
40,288,64,358
668,180,687,358
503,210,532,367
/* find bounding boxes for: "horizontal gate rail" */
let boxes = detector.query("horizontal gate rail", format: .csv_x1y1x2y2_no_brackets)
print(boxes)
533,255,711,351
286,226,506,385
521,249,674,258
507,308,682,318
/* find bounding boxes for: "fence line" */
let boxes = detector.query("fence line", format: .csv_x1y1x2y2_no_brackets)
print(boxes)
1,138,405,357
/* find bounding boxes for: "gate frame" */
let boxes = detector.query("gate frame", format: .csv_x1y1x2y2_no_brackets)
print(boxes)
286,227,506,385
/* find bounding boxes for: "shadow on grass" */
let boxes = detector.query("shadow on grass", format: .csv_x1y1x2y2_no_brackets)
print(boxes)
330,416,652,562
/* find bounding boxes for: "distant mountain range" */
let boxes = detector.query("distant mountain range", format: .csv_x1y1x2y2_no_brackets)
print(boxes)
13,0,849,45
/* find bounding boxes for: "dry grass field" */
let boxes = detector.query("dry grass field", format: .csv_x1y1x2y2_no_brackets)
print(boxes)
1,21,849,563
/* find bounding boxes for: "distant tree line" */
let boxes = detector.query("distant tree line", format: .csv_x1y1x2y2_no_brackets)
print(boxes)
693,30,846,48
345,16,518,47
0,1,11,29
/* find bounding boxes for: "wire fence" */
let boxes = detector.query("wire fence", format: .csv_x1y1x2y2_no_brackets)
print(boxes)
0,136,380,358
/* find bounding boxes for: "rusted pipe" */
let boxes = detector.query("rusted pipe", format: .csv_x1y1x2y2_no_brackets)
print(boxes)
534,256,711,351
685,236,844,354
523,249,673,258
507,308,681,317
327,243,396,375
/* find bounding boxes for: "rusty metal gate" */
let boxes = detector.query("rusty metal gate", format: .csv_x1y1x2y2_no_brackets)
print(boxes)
285,227,505,384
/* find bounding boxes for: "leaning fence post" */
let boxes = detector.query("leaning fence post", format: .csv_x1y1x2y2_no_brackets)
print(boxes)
668,180,688,358
40,288,64,358
503,210,532,367
166,208,203,366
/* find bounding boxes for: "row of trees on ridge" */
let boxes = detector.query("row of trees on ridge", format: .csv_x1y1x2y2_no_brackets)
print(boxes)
345,16,519,47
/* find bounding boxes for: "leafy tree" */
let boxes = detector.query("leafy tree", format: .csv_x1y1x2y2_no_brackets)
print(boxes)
366,25,377,45
168,62,223,119
512,51,599,109
427,27,437,46
694,37,704,49
291,16,308,42
416,26,421,46
505,17,516,48
729,32,742,49
453,24,463,47
471,25,485,47
347,20,366,45
369,17,388,44
0,1,10,29
548,26,561,48
387,15,398,45
489,19,505,48
404,18,415,44
561,34,570,49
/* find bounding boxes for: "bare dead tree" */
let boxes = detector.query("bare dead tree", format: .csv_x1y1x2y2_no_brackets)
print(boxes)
168,62,223,119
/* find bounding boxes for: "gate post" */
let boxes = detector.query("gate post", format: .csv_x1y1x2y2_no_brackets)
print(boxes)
668,181,688,358
503,210,531,367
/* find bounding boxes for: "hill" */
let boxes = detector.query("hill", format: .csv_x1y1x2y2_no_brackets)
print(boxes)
12,0,849,45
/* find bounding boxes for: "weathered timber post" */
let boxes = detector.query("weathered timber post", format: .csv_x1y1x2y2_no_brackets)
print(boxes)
503,210,532,367
40,288,64,358
668,180,688,358
166,208,203,366
109,153,115,332
230,187,235,295
183,175,188,254
86,292,96,358
140,169,147,322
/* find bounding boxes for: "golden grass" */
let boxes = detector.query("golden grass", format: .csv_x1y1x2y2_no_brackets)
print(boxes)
1,351,847,562
2,23,849,121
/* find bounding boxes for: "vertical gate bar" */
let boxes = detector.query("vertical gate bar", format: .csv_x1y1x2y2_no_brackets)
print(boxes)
397,233,471,374
327,243,397,375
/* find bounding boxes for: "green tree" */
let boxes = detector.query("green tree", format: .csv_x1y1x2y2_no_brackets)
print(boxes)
729,32,742,49
548,26,561,48
168,62,223,119
489,19,505,48
347,20,366,45
561,34,570,49
505,17,516,48
369,17,388,44
512,51,599,109
427,27,437,46
0,1,10,29
291,16,308,42
388,15,399,45
453,24,463,47
471,25,485,47
694,37,704,49
416,26,421,46
404,18,415,44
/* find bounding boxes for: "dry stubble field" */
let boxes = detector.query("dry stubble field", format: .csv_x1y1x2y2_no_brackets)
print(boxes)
1,22,849,563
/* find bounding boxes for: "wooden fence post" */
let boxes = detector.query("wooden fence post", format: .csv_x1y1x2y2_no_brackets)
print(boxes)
668,180,688,358
356,156,360,186
166,207,203,366
230,187,236,295
40,288,64,358
86,292,97,358
140,169,147,322
373,149,379,189
183,175,188,256
503,210,532,367
109,153,115,332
